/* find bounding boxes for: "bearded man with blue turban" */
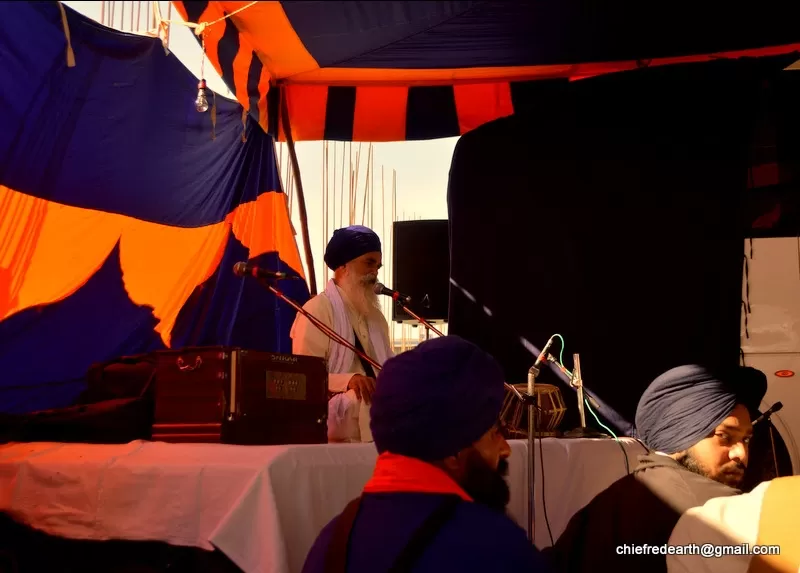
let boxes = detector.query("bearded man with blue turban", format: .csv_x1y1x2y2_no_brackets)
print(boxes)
301,336,551,573
544,364,768,573
290,225,393,443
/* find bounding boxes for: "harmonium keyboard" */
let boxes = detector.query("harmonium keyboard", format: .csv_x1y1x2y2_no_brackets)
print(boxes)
150,346,328,445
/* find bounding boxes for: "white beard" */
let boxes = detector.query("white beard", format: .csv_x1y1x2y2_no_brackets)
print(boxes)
340,267,381,319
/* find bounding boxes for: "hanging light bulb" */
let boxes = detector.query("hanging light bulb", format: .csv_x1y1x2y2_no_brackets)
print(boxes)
195,79,209,113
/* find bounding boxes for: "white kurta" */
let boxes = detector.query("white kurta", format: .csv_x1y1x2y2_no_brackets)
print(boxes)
290,284,392,443
668,476,800,573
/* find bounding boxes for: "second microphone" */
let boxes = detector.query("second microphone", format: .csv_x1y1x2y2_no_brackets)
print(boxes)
374,282,411,304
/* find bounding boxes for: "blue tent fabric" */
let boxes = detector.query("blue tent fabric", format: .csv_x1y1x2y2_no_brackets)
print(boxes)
175,1,800,142
0,2,309,414
278,1,800,70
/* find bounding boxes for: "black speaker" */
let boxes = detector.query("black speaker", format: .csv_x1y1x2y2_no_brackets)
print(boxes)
391,220,450,322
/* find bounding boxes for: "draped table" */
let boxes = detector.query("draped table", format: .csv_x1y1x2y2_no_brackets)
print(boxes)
0,437,644,573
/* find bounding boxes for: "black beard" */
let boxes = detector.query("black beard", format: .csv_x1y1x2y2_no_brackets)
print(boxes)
675,450,745,488
459,450,510,513
676,452,709,478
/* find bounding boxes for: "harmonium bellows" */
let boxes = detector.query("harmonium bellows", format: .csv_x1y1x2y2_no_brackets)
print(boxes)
151,346,328,445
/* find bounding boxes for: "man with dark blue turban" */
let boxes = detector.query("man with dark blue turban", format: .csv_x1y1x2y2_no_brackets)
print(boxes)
291,225,393,443
635,364,766,488
544,364,767,573
301,336,552,573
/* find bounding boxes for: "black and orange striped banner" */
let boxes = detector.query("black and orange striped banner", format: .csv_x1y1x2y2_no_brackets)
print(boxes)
173,1,800,142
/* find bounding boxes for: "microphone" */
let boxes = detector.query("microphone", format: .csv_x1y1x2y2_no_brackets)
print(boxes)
546,352,602,411
233,262,293,280
534,335,556,371
546,353,572,378
374,282,411,304
753,401,783,426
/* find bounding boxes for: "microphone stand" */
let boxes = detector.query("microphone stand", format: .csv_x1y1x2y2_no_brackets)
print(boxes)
392,289,533,539
397,302,444,337
255,277,381,372
557,353,609,439
525,360,540,544
508,336,553,544
753,402,784,478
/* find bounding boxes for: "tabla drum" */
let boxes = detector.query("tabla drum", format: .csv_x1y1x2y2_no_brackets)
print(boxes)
501,383,566,438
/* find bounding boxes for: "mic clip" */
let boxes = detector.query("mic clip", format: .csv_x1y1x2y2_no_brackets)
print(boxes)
504,383,539,408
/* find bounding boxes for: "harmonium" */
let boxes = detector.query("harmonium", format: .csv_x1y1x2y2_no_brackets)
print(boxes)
150,346,328,445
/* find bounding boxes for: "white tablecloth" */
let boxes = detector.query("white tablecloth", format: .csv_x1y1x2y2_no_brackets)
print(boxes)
0,437,643,573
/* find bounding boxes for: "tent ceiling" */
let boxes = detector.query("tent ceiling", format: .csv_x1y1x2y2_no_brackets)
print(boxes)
174,1,800,141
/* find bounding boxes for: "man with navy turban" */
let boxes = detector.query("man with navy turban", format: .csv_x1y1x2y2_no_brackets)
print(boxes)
635,364,766,488
544,364,767,573
291,225,393,443
301,336,551,573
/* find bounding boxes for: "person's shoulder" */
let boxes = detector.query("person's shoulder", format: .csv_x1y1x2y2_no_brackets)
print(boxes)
544,471,634,540
291,293,333,337
300,515,338,573
455,501,525,527
636,455,739,503
445,503,549,568
671,466,740,503
301,292,333,313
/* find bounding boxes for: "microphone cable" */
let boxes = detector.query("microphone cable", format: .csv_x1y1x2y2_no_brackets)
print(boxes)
551,335,632,475
534,334,568,547
584,398,630,475
536,411,555,547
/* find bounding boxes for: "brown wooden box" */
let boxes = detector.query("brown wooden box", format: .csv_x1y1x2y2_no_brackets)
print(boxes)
151,346,328,445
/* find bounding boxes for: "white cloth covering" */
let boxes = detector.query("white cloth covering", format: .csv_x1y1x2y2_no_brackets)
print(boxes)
0,438,642,573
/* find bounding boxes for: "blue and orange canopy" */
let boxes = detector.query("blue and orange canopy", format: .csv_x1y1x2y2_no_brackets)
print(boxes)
0,2,309,413
173,1,800,142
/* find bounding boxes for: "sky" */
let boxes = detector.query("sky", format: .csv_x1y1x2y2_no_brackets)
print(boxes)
63,1,458,344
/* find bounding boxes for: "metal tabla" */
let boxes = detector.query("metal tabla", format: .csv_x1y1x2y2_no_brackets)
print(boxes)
501,382,566,438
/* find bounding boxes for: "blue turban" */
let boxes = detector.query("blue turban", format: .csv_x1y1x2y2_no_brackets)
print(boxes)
635,364,767,454
323,225,381,270
370,336,506,461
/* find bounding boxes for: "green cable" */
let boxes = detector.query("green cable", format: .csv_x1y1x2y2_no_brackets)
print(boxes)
551,333,629,473
585,398,618,439
551,333,619,440
552,334,567,367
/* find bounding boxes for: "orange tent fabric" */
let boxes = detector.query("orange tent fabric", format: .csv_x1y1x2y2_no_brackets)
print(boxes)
172,1,800,142
0,2,308,413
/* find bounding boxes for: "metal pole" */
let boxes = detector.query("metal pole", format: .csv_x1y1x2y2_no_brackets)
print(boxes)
527,364,537,544
279,86,318,295
397,303,444,337
574,353,586,428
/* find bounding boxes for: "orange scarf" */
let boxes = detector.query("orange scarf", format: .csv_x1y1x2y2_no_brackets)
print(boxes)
362,452,473,501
